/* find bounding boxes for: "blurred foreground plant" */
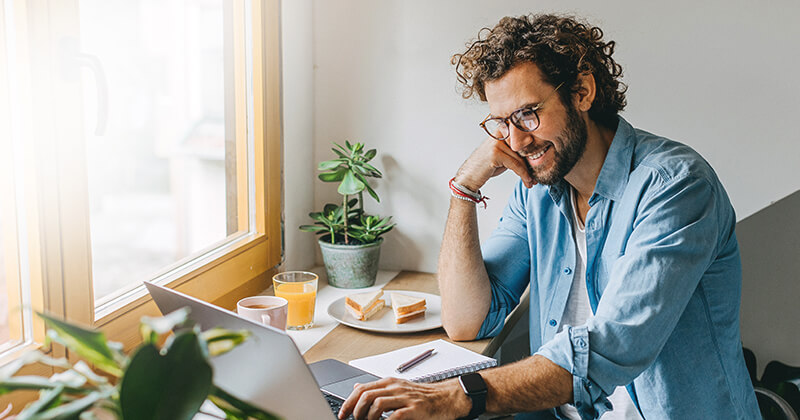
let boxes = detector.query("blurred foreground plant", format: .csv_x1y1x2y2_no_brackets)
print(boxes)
0,308,280,420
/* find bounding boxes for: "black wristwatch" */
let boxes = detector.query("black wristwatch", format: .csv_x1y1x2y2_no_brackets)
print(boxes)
457,372,488,419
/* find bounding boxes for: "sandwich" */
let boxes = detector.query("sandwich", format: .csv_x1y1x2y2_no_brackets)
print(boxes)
345,290,385,321
390,292,427,324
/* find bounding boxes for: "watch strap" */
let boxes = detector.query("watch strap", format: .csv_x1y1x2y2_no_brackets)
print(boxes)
457,373,487,420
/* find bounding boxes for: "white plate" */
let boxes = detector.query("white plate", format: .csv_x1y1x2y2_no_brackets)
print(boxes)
327,290,442,333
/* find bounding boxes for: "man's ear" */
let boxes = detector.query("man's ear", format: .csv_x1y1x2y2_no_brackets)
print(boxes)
573,72,596,113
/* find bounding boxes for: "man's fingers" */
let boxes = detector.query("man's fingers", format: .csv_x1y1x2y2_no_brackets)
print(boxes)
367,395,405,420
342,378,404,420
353,389,387,419
495,145,534,187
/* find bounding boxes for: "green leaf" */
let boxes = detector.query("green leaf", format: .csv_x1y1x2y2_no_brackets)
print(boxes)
353,172,380,202
120,332,212,420
140,307,191,344
1,351,70,381
331,147,348,159
37,313,122,377
0,376,89,396
762,361,800,388
310,213,331,225
15,385,65,419
209,385,281,420
332,142,349,157
299,225,328,233
361,163,382,177
322,203,340,215
363,149,377,161
49,370,87,389
338,170,365,195
71,362,108,387
317,159,344,171
21,389,111,420
318,167,347,182
200,328,250,357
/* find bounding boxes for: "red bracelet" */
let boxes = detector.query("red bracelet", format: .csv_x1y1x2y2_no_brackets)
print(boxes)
449,177,489,208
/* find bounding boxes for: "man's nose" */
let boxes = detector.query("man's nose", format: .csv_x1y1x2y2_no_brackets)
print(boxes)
505,124,534,152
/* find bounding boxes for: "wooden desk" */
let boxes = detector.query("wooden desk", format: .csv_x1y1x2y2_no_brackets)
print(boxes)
303,271,519,364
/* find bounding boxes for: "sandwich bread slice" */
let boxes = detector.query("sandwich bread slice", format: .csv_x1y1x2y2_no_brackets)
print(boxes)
345,290,385,321
390,292,427,324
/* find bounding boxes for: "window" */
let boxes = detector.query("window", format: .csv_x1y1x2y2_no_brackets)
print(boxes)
0,0,282,364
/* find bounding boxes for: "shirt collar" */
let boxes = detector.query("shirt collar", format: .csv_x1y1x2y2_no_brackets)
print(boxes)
548,116,635,205
590,116,635,204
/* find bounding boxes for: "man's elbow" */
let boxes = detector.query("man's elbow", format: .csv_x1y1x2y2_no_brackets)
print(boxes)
442,322,480,342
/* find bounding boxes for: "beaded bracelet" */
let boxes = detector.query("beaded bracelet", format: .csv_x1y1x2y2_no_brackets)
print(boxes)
449,177,489,208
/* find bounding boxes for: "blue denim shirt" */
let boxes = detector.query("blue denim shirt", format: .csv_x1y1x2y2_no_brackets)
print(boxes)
476,117,760,419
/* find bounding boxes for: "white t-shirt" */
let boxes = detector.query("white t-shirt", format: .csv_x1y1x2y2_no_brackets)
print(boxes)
557,188,642,420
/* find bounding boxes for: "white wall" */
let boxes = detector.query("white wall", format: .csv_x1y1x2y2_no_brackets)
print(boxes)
281,0,316,270
285,0,800,274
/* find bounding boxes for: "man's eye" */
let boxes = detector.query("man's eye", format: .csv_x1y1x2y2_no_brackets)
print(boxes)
518,108,536,119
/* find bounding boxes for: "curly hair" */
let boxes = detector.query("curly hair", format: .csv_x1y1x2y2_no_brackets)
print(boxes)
452,14,627,128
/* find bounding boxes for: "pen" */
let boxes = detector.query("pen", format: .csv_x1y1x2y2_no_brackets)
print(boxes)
396,349,435,373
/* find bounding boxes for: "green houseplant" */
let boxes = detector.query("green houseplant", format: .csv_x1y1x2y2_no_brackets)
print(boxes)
0,309,280,420
743,347,800,420
299,141,395,288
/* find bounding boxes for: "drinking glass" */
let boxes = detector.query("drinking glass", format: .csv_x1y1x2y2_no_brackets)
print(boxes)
272,271,318,330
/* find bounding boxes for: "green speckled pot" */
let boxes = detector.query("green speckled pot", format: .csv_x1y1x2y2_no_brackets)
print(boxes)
318,237,383,289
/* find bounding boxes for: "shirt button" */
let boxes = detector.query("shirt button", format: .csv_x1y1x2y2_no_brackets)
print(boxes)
563,267,572,275
549,319,557,327
576,339,587,348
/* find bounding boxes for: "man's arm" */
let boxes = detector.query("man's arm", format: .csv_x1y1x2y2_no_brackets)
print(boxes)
438,138,535,340
438,197,492,340
338,355,572,419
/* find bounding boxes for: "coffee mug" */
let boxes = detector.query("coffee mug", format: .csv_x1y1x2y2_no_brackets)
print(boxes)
236,296,289,331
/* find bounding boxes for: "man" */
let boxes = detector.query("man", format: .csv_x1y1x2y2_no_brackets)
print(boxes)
339,14,760,420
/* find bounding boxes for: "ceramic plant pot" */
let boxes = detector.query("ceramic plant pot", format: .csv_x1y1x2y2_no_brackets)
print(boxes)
318,237,383,288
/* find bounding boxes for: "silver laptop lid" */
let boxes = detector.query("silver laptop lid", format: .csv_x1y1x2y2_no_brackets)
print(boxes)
144,281,335,420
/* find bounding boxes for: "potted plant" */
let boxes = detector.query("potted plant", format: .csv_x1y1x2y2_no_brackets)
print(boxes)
299,141,395,288
743,347,800,420
0,310,280,420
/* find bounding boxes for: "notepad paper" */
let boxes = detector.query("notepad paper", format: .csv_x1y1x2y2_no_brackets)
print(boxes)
349,339,497,383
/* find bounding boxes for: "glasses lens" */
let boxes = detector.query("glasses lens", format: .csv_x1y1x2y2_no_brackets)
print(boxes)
512,107,539,132
483,119,508,140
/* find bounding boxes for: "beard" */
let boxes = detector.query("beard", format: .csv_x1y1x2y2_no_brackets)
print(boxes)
526,104,588,185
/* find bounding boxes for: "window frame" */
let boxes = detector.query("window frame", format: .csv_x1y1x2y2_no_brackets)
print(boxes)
84,0,284,349
0,0,282,358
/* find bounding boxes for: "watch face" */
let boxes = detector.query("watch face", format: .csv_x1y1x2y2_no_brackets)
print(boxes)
459,373,488,394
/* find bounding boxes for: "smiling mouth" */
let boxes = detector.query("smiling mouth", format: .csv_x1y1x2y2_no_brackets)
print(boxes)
521,144,551,162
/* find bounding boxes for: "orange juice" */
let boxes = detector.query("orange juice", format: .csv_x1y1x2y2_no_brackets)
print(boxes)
274,281,316,329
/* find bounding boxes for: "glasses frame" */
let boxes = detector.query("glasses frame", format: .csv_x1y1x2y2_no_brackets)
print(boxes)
479,81,565,141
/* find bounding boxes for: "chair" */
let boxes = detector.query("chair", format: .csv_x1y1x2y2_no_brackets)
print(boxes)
755,387,799,420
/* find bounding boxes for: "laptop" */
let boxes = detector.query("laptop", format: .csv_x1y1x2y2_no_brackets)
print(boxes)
144,281,384,419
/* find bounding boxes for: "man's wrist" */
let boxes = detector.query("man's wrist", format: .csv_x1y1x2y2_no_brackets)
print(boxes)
444,379,474,419
453,175,483,193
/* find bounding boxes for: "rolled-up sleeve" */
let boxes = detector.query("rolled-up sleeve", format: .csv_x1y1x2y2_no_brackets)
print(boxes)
476,183,532,339
535,172,731,419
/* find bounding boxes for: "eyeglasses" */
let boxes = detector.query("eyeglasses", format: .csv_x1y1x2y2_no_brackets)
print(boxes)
479,82,565,141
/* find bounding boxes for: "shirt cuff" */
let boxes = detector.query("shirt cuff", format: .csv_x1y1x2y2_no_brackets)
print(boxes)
534,326,612,420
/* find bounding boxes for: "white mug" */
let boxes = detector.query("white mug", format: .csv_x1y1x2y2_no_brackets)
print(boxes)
236,296,289,331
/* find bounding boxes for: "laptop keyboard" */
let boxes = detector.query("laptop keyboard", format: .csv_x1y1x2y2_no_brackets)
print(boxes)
324,393,354,420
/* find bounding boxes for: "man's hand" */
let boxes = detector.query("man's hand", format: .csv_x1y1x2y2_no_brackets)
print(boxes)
338,377,471,420
455,137,536,191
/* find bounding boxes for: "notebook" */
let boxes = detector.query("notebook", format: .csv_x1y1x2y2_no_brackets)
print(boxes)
349,339,497,383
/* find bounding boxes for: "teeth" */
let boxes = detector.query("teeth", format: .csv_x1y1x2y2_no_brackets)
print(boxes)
526,145,549,160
